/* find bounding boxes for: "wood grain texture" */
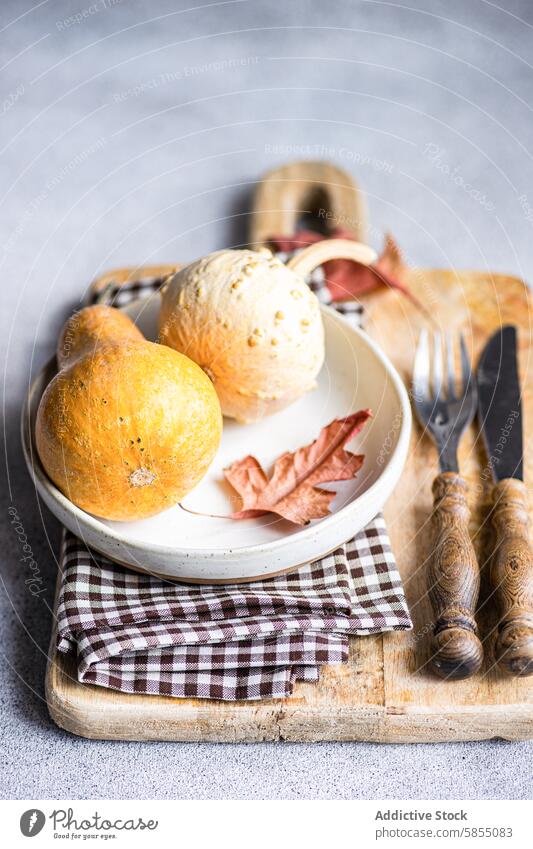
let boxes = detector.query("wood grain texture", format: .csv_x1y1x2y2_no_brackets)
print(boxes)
365,268,533,742
249,160,367,249
490,478,533,676
91,264,180,293
46,267,533,742
427,472,483,680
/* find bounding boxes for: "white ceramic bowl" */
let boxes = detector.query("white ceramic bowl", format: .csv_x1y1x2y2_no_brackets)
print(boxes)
22,294,411,582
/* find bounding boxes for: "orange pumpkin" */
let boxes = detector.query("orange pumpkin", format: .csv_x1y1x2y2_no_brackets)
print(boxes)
36,305,222,521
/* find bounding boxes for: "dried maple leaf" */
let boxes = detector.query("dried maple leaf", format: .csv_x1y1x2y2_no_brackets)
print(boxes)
224,410,371,525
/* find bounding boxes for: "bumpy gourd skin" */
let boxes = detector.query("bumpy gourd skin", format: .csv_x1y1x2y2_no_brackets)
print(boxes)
159,249,325,423
36,306,222,521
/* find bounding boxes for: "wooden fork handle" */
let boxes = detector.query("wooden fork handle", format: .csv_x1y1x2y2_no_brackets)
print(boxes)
427,472,483,680
490,478,533,677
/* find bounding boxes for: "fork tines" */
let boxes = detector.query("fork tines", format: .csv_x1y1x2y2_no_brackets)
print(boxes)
413,329,474,406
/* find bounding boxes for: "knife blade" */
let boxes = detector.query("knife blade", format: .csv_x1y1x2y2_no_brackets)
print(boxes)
477,325,523,482
476,325,533,677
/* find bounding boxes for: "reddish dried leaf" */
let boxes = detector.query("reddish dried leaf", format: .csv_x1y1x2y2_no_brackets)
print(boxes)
376,232,409,282
269,229,325,253
269,229,431,320
224,410,371,526
324,231,410,301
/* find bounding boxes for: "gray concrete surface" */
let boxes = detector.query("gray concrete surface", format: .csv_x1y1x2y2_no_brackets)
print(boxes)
2,0,533,800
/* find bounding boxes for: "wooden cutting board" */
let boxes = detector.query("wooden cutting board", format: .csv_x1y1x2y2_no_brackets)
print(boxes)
45,163,533,742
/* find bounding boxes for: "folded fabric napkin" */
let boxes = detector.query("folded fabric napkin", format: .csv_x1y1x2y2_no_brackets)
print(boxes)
54,263,411,701
57,516,411,700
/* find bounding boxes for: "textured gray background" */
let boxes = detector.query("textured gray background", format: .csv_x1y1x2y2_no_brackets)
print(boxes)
2,0,533,800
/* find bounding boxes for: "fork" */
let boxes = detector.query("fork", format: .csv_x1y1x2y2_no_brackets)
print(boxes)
413,330,484,680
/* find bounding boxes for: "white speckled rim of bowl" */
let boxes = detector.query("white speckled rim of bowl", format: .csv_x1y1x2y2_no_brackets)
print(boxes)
22,304,412,582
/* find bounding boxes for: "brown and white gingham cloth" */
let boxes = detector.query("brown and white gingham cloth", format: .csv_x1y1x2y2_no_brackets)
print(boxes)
57,515,411,700
55,262,411,701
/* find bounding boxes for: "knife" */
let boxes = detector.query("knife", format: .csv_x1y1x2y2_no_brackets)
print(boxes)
477,325,533,676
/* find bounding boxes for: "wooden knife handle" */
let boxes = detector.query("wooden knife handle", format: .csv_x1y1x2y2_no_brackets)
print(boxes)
490,478,533,677
427,472,483,680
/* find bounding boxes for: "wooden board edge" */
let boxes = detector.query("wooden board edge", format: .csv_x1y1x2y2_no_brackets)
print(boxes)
91,264,180,293
46,640,533,743
46,647,384,743
381,708,533,743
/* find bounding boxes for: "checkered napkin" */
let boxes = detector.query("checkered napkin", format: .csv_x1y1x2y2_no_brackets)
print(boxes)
57,517,410,700
55,264,411,701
